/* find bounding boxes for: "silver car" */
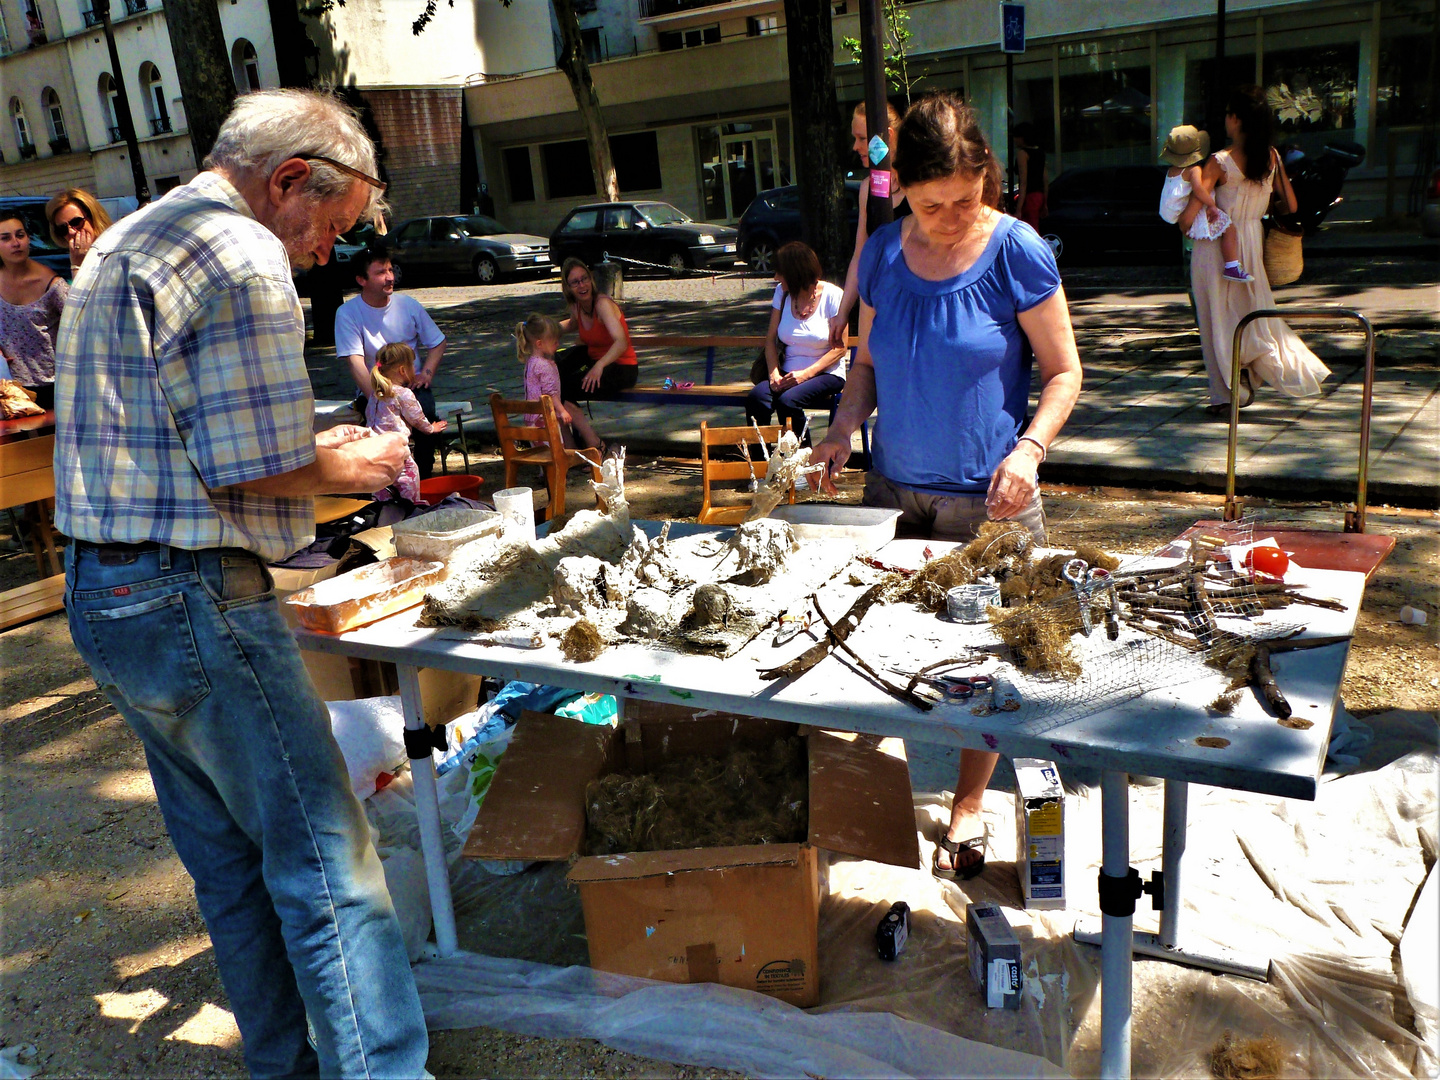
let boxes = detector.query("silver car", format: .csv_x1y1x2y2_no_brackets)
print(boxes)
386,215,554,285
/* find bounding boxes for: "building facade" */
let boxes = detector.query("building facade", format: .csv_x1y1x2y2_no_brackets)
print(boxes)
467,0,1436,238
0,0,279,198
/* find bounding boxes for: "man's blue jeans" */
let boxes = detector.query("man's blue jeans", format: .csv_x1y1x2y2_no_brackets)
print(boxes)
64,542,428,1079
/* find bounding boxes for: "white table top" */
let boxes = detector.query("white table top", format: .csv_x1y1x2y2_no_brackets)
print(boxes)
313,399,473,417
294,528,1364,800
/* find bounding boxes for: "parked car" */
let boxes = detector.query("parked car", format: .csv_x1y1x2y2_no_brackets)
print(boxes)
737,182,862,273
1039,165,1180,265
0,196,75,278
383,215,552,284
549,202,737,273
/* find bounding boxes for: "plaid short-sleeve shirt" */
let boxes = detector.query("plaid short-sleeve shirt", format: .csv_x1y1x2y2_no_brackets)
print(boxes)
53,172,318,562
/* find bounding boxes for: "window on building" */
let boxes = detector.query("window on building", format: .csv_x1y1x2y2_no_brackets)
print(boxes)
23,0,45,46
42,87,66,143
139,61,171,134
542,140,597,199
1377,34,1430,130
11,97,33,153
154,175,181,195
659,24,720,51
581,26,604,64
0,4,11,53
610,131,662,191
1264,43,1359,136
503,146,535,202
747,15,778,36
231,39,261,92
832,2,847,13
98,72,120,141
1057,36,1152,170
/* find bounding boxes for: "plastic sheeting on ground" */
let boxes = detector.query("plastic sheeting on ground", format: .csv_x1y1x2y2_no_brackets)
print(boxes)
413,953,1066,1080
370,707,1437,1078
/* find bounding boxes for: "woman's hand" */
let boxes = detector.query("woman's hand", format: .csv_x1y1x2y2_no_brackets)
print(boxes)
67,222,96,268
809,434,852,496
985,442,1043,520
581,360,610,394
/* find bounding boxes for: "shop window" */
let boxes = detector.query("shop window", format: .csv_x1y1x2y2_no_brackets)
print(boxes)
1264,43,1358,134
696,126,724,219
1058,38,1152,170
610,131,661,192
503,146,535,202
1377,34,1429,129
542,139,597,199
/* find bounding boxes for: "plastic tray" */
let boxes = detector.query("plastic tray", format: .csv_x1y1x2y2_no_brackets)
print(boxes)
768,504,902,553
285,557,445,634
392,508,503,564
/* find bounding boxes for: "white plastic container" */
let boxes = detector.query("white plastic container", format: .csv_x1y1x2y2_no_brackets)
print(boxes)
493,487,536,543
768,504,901,553
392,508,502,564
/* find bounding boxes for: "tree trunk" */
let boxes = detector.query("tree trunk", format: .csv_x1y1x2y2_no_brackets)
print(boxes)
266,0,314,87
160,0,237,162
782,0,849,279
551,0,618,201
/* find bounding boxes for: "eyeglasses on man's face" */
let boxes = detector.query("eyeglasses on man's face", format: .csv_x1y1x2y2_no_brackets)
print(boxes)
301,155,387,194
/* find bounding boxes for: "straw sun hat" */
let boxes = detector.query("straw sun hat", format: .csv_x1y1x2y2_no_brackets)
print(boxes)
1161,125,1211,168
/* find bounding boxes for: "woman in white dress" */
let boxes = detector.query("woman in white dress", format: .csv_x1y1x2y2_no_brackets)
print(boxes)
1184,86,1330,413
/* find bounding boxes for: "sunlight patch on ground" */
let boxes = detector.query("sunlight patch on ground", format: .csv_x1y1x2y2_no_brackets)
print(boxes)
165,1002,241,1049
95,988,169,1034
1,678,96,722
113,933,214,981
87,768,157,805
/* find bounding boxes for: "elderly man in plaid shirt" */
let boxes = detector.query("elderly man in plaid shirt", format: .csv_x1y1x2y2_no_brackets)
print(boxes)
54,90,428,1078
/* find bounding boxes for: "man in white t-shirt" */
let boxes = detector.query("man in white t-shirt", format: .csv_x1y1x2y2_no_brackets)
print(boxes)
334,248,447,476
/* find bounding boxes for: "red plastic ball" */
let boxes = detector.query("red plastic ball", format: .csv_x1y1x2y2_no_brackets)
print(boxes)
1249,546,1289,576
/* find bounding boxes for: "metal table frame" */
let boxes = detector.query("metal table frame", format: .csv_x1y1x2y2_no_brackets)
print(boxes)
293,529,1367,1079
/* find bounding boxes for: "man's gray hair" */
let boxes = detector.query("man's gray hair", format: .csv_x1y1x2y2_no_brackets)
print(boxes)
205,89,386,221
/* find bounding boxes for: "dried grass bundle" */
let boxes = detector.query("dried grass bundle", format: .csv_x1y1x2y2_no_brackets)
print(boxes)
988,601,1083,680
1209,1031,1284,1080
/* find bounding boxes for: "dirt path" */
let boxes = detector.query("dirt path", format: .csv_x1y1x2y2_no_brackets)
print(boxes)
2,462,1434,1077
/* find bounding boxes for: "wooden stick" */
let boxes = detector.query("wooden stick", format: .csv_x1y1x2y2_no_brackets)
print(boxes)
756,584,884,681
806,595,933,711
1249,645,1291,718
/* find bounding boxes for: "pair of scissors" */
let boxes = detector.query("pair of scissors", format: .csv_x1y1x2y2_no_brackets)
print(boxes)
928,673,994,700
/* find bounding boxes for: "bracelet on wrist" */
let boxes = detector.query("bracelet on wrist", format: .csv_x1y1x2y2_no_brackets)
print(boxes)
1016,435,1047,463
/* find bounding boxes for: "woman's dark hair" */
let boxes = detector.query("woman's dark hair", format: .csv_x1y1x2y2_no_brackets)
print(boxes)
560,256,594,308
1226,85,1274,183
893,92,1003,208
774,241,821,299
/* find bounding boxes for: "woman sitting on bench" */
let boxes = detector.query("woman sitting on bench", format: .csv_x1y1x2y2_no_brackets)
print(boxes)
746,241,847,441
556,258,639,402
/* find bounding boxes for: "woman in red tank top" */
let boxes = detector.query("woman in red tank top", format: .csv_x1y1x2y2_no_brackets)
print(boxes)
556,258,639,401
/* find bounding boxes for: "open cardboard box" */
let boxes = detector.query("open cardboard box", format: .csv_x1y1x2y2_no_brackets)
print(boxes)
465,702,921,1007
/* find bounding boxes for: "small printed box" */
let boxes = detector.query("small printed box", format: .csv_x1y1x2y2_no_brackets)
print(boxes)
1014,758,1066,910
966,902,1023,1010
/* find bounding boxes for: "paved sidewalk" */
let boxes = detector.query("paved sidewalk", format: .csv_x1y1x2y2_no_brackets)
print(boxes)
305,264,1438,507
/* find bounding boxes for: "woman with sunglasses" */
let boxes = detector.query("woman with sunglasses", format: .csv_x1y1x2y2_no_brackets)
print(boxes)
46,188,113,276
0,211,67,409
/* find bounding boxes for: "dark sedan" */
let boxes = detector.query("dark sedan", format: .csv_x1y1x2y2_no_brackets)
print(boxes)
385,215,553,284
549,202,737,273
1039,165,1181,264
736,182,861,273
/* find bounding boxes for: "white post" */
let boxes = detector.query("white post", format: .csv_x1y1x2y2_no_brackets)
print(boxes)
1159,780,1188,948
1100,770,1133,1080
397,664,458,957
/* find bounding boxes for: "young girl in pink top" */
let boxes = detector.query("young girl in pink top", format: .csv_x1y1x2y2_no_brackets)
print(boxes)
366,342,448,501
516,313,601,451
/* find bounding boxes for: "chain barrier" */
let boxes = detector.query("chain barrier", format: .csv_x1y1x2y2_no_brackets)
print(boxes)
601,251,766,284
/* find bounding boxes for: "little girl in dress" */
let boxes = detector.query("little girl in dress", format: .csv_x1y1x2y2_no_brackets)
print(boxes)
1159,125,1253,282
366,342,448,502
516,313,602,451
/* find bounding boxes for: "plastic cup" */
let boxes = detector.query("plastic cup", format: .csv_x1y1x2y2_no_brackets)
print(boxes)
493,487,536,543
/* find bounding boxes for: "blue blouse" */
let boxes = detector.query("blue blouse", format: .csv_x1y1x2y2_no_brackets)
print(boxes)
857,214,1061,495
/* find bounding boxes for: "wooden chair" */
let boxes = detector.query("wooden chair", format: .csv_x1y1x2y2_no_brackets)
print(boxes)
0,434,65,630
489,392,603,522
697,419,794,526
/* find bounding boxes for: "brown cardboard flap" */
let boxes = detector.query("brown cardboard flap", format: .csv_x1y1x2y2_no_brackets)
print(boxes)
807,730,921,869
463,710,614,861
568,843,803,883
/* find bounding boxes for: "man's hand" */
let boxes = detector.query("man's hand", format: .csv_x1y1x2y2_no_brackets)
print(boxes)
315,424,371,449
347,431,410,491
828,312,849,348
809,434,851,495
413,366,435,390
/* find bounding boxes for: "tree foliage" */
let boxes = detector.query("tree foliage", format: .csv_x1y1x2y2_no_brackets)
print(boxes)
842,0,918,107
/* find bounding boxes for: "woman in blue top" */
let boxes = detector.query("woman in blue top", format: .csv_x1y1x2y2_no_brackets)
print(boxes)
812,93,1082,881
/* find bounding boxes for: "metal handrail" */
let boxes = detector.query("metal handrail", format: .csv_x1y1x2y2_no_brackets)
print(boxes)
1224,307,1376,532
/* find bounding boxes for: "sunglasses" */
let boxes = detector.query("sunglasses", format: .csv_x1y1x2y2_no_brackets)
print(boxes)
301,155,387,194
55,214,88,235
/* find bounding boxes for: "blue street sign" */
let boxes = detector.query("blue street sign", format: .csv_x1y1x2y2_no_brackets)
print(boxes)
1000,2,1025,54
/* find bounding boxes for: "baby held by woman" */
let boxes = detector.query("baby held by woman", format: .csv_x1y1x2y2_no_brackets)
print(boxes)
1160,125,1253,282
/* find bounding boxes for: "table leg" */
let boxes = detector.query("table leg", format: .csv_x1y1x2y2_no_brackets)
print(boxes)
397,663,459,957
1158,779,1186,947
1100,770,1133,1080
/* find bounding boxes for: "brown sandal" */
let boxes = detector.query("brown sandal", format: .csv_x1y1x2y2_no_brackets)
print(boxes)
933,828,986,881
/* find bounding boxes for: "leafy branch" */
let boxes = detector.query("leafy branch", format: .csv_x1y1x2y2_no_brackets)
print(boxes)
842,0,919,107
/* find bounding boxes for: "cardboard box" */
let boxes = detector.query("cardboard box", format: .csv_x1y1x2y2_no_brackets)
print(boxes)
466,703,920,1007
966,902,1023,1009
1014,757,1066,910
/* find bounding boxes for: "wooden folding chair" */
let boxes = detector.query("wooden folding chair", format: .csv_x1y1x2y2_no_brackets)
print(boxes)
697,419,793,526
489,392,603,522
0,434,65,629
